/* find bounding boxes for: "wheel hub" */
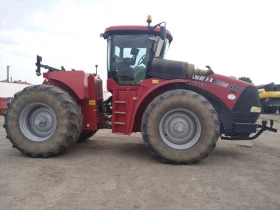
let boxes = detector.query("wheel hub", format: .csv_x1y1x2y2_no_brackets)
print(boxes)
19,103,57,142
33,113,53,131
174,122,186,133
159,109,201,149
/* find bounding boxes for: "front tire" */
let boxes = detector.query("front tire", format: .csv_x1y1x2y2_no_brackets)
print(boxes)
3,85,83,157
141,89,220,164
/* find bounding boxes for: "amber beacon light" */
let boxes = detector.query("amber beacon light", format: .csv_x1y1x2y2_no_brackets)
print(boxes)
147,15,152,26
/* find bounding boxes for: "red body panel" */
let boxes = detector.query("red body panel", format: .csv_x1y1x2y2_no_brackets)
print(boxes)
186,73,252,110
43,71,103,130
107,73,253,134
43,71,88,99
111,90,137,133
42,70,253,135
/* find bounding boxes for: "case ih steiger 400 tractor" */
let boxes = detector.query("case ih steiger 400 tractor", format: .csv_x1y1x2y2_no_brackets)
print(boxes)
3,16,277,164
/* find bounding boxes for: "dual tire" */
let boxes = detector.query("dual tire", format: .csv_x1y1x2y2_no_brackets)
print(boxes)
4,85,83,157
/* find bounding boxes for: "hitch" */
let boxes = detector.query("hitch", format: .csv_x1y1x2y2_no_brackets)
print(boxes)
221,120,277,140
35,55,65,76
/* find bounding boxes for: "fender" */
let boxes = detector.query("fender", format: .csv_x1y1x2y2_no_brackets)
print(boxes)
43,71,90,99
43,71,103,100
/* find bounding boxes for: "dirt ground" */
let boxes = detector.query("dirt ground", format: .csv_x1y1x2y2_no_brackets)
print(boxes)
0,114,279,210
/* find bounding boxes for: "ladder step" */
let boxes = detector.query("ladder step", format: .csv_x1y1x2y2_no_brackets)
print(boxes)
115,111,126,114
115,101,126,104
114,122,125,125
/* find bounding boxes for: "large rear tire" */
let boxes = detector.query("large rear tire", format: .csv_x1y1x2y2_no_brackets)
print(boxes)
141,89,220,164
3,85,83,157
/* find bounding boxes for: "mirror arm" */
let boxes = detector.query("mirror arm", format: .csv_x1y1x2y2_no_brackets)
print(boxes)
149,21,166,30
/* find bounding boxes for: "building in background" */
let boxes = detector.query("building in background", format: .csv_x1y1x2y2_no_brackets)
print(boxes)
0,81,31,115
0,81,112,115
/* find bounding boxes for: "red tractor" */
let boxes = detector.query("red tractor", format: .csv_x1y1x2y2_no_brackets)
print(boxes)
3,16,277,164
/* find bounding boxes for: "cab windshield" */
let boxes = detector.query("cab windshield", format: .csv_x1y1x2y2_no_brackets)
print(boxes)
107,34,169,85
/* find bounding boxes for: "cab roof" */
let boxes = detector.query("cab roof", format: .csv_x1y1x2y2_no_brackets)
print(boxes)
103,25,173,42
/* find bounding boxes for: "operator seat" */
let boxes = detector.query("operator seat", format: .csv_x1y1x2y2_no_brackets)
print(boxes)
116,58,135,85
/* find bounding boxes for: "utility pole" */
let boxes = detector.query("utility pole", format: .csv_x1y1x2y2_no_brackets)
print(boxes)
7,65,11,82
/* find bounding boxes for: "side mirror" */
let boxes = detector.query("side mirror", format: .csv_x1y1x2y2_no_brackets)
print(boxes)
160,26,166,40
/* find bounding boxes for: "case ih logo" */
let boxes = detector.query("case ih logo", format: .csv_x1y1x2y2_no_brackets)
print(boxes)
192,75,243,92
192,75,213,82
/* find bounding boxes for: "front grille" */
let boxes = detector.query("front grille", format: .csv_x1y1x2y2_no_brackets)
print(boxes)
232,86,260,123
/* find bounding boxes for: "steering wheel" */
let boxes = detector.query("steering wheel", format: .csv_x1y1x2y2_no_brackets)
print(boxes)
137,54,146,65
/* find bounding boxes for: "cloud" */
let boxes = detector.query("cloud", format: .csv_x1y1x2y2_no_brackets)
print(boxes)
0,0,57,30
0,0,280,85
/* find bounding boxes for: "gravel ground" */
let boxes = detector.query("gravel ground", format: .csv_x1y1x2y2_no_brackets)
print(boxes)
0,114,279,210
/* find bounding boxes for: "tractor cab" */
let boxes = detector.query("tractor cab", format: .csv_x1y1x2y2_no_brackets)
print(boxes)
101,16,173,86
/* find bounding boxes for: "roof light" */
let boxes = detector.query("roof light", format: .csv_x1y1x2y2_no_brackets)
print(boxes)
147,15,152,26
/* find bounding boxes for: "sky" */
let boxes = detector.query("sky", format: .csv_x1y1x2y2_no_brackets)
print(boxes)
0,0,279,86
